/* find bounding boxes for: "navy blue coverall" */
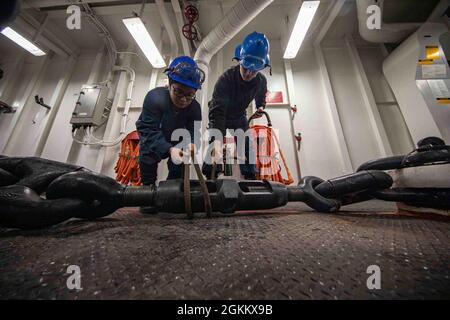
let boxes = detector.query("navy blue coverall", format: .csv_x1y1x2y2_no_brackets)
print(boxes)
136,87,202,185
204,65,267,179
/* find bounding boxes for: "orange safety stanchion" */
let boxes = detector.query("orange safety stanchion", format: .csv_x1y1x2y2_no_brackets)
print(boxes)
114,130,142,186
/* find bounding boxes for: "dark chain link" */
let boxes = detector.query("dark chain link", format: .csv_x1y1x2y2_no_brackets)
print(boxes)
0,156,124,229
1,141,449,230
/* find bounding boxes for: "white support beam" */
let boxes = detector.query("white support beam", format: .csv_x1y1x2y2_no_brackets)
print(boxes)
87,46,107,85
31,14,49,41
65,48,107,165
283,59,302,180
148,68,159,91
313,0,352,174
314,0,346,44
95,50,134,174
25,0,132,8
148,28,164,91
280,13,303,179
39,3,161,18
156,0,179,58
12,11,79,58
11,16,69,58
345,36,393,157
2,56,51,155
314,46,353,173
34,56,78,157
0,53,26,101
20,11,78,55
171,0,191,56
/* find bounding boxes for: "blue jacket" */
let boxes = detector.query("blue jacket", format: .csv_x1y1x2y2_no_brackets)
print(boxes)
208,65,267,135
136,87,202,162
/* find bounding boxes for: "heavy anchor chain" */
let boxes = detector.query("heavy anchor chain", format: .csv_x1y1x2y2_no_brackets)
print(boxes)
0,137,449,229
0,156,391,229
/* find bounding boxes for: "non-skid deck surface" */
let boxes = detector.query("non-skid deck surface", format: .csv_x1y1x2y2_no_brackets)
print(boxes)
0,201,449,299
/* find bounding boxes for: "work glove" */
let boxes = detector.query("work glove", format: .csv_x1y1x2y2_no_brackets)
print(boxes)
211,140,223,164
170,147,186,165
252,107,265,119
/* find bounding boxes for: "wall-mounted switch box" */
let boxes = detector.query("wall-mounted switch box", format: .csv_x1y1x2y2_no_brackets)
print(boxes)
70,84,109,126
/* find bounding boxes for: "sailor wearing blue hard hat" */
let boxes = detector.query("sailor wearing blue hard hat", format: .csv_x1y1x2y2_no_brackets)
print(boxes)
234,32,271,79
136,56,205,213
203,32,271,180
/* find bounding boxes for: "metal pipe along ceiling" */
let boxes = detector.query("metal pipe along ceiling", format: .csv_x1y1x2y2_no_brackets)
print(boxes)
194,0,274,67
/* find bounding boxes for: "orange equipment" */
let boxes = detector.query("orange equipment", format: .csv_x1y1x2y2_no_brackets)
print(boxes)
114,130,141,186
248,111,294,185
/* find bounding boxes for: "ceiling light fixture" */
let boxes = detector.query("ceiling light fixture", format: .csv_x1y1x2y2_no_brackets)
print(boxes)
284,1,320,59
122,17,166,68
1,27,46,56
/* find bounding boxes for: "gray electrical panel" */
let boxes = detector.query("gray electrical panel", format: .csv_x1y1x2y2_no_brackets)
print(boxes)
70,84,109,126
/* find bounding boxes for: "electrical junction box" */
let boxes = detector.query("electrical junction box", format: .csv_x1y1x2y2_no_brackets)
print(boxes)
70,84,109,126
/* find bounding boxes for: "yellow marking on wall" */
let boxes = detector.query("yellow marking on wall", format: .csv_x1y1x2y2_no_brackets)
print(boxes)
436,98,450,104
426,46,440,60
419,59,434,65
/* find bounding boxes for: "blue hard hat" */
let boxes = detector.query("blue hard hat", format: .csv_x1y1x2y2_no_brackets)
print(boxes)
264,54,270,67
164,56,205,90
237,32,270,72
233,44,242,61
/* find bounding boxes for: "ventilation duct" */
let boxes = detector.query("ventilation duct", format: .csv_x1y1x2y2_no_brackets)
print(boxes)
357,0,422,43
194,0,273,68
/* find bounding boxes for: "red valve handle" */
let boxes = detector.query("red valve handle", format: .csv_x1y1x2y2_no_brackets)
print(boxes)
184,5,199,23
182,23,199,41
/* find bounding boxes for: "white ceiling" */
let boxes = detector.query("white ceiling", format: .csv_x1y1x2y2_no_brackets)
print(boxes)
0,0,444,60
0,0,339,56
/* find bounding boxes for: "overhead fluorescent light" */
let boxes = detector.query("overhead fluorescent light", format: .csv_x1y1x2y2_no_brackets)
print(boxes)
284,1,320,59
122,17,166,68
1,27,46,56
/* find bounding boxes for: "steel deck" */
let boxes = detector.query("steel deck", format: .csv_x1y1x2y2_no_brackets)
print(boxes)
0,201,449,299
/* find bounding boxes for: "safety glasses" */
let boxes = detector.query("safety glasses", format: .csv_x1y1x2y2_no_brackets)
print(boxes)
166,62,206,85
240,55,266,72
171,86,196,101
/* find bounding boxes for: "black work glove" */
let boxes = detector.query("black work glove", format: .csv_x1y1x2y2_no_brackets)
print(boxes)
252,107,265,119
